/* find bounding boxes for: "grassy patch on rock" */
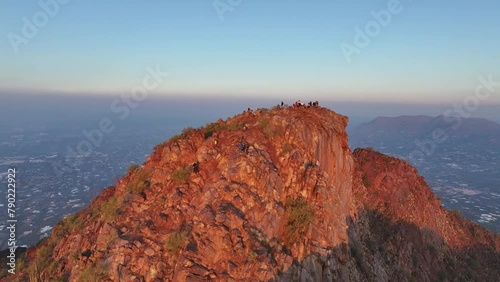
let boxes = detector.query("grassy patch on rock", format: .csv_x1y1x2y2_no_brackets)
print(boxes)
171,167,191,183
284,197,313,242
164,230,189,254
126,168,152,194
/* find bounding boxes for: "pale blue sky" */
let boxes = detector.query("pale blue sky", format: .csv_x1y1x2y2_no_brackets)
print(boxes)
1,0,499,103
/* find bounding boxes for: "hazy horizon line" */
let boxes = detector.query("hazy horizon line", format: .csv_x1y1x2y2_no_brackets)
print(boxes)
2,88,500,107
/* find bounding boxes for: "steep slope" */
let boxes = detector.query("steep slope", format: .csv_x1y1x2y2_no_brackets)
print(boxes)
350,148,499,281
353,148,499,249
6,107,499,282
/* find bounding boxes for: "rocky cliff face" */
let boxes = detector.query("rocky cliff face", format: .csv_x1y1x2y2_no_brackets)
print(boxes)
7,107,499,281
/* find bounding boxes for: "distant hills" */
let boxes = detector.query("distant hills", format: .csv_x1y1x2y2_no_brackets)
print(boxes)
352,115,500,148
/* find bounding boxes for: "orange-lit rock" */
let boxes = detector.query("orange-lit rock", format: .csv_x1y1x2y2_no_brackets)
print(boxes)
8,106,499,282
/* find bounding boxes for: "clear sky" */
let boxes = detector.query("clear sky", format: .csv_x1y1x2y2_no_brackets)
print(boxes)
1,0,499,104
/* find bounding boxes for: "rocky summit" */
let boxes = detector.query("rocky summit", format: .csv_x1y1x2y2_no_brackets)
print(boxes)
6,106,500,281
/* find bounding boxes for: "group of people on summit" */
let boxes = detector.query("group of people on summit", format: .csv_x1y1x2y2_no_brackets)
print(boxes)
195,100,322,173
291,100,319,108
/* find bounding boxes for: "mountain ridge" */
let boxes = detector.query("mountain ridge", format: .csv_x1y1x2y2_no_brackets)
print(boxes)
355,115,500,137
4,106,499,281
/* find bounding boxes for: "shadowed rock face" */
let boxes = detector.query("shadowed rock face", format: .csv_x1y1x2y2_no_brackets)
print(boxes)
8,107,499,282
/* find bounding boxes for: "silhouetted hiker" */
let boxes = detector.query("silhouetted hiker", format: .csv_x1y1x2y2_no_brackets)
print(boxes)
192,162,200,173
237,137,244,151
281,101,284,107
294,100,304,108
237,137,250,153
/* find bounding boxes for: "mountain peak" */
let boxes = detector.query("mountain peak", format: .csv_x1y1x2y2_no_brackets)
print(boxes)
8,106,499,281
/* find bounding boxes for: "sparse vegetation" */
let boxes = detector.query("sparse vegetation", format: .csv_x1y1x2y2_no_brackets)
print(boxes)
284,197,313,241
182,126,195,135
28,263,41,282
362,174,372,187
126,168,152,194
227,120,245,131
169,134,184,143
282,143,293,154
99,197,121,222
259,118,269,128
36,241,56,269
53,213,81,238
358,156,368,165
0,255,26,278
451,209,461,217
206,120,244,133
16,257,25,273
171,127,196,143
154,126,197,149
154,141,168,150
171,167,191,183
71,250,80,260
164,230,189,254
202,120,245,139
57,271,71,282
264,127,278,138
205,122,226,133
247,251,258,262
77,263,109,282
27,239,58,281
48,260,59,273
127,163,140,174
259,118,279,138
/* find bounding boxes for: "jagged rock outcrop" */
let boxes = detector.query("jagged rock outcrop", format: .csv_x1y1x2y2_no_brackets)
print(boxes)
6,106,499,282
